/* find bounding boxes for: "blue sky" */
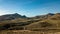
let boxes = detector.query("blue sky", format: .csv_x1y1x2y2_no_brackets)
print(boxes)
0,0,60,17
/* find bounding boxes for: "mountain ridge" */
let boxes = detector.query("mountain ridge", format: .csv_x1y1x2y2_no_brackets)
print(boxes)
0,13,60,30
0,13,27,21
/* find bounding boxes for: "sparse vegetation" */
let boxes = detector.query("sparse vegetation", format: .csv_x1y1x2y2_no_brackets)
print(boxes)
0,13,60,34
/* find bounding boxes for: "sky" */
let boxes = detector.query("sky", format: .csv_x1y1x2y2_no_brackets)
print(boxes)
0,0,60,17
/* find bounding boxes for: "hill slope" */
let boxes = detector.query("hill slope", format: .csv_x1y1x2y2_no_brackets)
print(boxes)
0,13,60,30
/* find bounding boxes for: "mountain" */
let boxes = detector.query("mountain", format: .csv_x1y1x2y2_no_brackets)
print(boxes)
25,13,60,31
0,13,27,21
0,13,60,30
49,13,60,20
30,13,55,21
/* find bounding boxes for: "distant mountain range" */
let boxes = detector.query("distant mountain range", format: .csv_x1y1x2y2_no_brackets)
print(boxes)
0,13,27,21
0,13,60,30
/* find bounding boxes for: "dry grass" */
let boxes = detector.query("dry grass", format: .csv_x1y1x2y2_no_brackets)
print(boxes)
0,30,60,34
0,13,60,34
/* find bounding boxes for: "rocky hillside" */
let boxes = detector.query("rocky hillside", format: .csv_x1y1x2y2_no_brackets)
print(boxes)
0,13,27,21
0,13,60,31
